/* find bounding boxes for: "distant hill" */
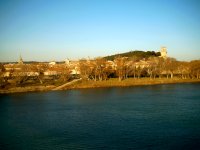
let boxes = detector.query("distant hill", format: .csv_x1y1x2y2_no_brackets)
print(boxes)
104,50,161,61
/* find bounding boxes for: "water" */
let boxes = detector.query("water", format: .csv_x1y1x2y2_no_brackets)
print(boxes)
0,83,200,150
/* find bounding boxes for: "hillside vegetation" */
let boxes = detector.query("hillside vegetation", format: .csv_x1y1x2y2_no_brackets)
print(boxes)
104,50,161,60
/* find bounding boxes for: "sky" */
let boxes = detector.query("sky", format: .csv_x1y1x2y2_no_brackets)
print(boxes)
0,0,200,62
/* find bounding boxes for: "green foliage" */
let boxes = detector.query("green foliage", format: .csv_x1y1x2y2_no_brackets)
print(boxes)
104,50,161,61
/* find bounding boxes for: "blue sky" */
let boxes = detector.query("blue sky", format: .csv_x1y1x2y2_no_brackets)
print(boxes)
0,0,200,62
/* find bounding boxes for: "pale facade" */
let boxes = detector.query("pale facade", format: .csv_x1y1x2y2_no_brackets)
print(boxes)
160,47,167,58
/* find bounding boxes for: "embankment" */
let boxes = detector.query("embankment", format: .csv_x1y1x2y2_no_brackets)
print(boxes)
65,78,200,90
1,78,200,94
0,85,55,94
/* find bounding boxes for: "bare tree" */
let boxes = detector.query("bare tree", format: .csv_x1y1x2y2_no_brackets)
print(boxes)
189,60,200,79
79,59,93,80
147,57,158,78
135,66,144,78
57,64,71,82
0,63,7,88
35,63,49,84
147,57,164,79
156,57,165,78
127,56,140,78
114,56,128,81
164,57,178,78
92,57,107,81
177,61,190,79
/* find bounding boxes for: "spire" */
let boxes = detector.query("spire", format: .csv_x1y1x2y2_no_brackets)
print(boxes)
18,54,24,64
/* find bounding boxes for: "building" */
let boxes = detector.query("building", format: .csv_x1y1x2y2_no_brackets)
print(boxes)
160,47,167,58
49,61,56,66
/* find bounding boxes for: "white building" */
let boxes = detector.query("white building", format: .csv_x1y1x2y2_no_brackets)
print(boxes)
49,61,56,66
160,47,167,58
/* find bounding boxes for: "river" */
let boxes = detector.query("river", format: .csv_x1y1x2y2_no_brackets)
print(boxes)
0,83,200,149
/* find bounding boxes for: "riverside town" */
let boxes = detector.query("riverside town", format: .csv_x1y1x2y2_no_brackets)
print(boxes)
0,47,200,93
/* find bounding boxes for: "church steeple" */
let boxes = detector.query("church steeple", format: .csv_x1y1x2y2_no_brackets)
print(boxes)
18,54,24,64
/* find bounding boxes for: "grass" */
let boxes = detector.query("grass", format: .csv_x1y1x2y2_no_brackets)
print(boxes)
1,77,199,93
67,77,200,89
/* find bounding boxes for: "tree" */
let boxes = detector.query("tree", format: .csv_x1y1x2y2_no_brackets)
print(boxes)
189,60,200,79
147,57,158,78
135,66,144,78
79,59,93,80
105,50,160,61
147,57,164,78
35,63,48,84
114,56,128,81
0,63,7,88
156,57,165,78
177,61,190,79
91,57,106,81
125,56,140,78
103,64,114,80
164,57,178,78
56,64,71,82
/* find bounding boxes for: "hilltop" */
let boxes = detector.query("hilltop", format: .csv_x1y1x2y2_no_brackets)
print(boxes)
104,50,161,61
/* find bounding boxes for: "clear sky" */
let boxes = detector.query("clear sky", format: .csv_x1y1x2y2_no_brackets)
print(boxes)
0,0,200,62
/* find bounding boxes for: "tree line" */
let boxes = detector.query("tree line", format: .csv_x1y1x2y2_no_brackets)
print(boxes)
104,50,161,61
79,56,200,81
0,56,200,88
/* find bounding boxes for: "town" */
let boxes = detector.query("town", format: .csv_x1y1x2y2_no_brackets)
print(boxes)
0,47,200,92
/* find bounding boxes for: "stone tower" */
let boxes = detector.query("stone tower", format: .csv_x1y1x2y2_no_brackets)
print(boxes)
160,47,167,58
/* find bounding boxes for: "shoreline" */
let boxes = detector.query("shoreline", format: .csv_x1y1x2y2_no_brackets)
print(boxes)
0,85,56,94
66,78,200,90
1,78,200,94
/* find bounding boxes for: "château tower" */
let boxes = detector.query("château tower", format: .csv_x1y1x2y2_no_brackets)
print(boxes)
160,47,167,58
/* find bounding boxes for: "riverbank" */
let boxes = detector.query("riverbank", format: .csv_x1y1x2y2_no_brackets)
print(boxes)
66,78,200,90
52,78,82,90
0,85,56,94
1,78,200,94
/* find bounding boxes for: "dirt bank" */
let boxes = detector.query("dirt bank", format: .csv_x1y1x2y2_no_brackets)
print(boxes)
1,78,200,94
65,78,200,90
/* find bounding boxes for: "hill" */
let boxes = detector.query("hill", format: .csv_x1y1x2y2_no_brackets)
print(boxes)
104,50,161,61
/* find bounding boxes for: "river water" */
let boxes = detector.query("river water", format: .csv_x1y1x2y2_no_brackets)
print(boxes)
0,83,200,150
